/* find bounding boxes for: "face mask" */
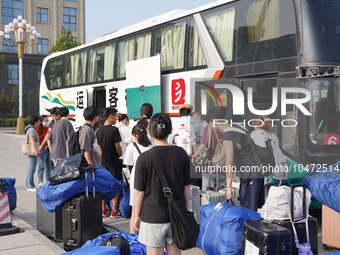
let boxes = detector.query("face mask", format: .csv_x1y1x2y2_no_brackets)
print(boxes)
43,121,49,127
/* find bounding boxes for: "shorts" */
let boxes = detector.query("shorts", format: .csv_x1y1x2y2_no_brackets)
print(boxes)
104,164,122,182
138,221,173,247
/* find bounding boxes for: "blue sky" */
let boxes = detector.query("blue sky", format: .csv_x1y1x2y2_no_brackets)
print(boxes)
85,0,213,43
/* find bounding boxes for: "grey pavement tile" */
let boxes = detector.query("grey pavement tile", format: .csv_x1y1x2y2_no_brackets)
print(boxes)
0,232,40,250
0,244,54,255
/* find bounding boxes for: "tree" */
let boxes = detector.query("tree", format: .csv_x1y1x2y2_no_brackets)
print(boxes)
49,26,81,54
0,88,16,115
0,55,5,79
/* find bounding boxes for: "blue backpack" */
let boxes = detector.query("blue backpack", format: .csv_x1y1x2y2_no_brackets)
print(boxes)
197,198,262,255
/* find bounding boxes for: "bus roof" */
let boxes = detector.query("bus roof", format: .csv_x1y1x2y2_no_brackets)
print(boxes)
48,0,235,59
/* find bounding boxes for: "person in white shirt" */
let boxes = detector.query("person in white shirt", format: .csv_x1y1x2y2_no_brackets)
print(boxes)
115,114,131,156
123,124,153,234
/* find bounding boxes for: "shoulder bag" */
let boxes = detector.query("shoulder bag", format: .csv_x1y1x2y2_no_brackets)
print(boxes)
149,151,200,250
22,128,39,156
193,126,212,167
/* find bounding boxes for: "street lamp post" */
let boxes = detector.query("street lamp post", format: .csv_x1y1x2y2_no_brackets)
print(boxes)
0,15,41,134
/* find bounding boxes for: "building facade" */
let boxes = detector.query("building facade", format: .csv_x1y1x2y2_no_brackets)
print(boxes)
0,0,85,115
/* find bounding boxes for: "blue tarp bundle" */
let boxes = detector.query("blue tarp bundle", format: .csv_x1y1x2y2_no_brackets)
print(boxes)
197,198,262,255
303,160,340,213
62,231,148,255
37,167,123,213
1,178,17,211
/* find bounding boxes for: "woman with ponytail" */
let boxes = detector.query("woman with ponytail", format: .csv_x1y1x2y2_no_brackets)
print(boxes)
35,115,51,187
133,113,191,254
136,103,153,129
124,124,152,234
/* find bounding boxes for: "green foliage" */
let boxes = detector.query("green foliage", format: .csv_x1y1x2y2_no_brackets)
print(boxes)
0,116,30,127
49,26,81,54
0,88,16,115
0,55,5,79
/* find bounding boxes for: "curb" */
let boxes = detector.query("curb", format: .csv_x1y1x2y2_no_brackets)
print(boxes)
11,210,65,255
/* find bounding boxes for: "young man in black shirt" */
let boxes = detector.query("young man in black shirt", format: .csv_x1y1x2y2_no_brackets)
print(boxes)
96,107,122,218
211,107,265,211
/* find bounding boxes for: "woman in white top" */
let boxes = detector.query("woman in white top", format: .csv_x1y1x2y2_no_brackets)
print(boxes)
124,124,152,234
115,114,131,155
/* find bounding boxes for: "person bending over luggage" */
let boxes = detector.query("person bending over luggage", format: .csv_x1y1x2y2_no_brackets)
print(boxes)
79,106,100,167
123,124,152,234
211,107,265,211
96,107,123,219
134,113,191,255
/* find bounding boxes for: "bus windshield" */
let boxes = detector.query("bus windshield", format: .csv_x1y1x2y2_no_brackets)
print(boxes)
302,0,340,62
308,78,340,146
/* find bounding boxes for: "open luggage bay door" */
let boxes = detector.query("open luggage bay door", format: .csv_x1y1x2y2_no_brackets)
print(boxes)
126,56,161,119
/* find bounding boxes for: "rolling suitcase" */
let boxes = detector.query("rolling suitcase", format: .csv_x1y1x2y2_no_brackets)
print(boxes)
36,194,62,241
273,184,318,255
322,204,340,250
242,220,291,255
188,185,201,222
201,163,225,206
62,171,102,251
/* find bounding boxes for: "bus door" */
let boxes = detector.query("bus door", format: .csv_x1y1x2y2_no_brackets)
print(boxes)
75,88,88,128
93,87,106,115
125,56,161,119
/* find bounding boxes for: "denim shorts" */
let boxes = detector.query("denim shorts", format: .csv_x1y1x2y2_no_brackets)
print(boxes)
138,221,173,247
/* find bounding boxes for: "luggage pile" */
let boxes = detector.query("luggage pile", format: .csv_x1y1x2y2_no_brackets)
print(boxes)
195,183,319,255
36,154,123,251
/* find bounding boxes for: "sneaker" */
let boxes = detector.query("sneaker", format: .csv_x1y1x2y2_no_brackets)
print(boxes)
102,210,109,217
27,188,37,192
37,182,44,188
110,210,122,219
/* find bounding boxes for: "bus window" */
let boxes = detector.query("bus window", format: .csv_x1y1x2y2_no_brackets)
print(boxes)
188,19,206,68
88,42,115,83
237,0,297,64
117,31,152,79
154,21,186,72
47,59,64,89
282,106,298,157
308,79,340,146
65,50,87,87
202,5,236,63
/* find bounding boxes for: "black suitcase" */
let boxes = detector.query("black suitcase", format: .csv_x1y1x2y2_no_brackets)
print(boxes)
36,195,62,241
62,171,102,251
242,220,291,255
273,183,318,255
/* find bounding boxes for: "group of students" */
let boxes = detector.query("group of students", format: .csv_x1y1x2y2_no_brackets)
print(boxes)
24,103,287,255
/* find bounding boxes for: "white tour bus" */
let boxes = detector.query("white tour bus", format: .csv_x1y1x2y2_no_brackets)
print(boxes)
39,0,227,127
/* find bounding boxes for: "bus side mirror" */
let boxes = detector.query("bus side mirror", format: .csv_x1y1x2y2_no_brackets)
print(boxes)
335,81,340,112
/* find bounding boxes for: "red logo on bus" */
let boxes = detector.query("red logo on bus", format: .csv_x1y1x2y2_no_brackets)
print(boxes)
324,134,340,145
172,79,185,105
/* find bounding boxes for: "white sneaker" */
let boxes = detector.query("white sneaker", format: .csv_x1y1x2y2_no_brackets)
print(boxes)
37,182,44,188
27,188,37,192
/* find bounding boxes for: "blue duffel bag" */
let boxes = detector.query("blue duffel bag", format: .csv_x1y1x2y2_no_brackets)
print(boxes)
119,171,131,218
1,178,17,211
197,198,262,255
62,231,148,255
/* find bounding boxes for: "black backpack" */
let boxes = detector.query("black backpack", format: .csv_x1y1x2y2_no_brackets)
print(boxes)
99,233,130,255
225,126,276,178
67,123,91,156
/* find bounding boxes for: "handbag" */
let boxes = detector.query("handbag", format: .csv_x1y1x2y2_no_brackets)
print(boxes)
193,126,212,167
49,153,88,185
22,129,39,156
150,152,200,250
